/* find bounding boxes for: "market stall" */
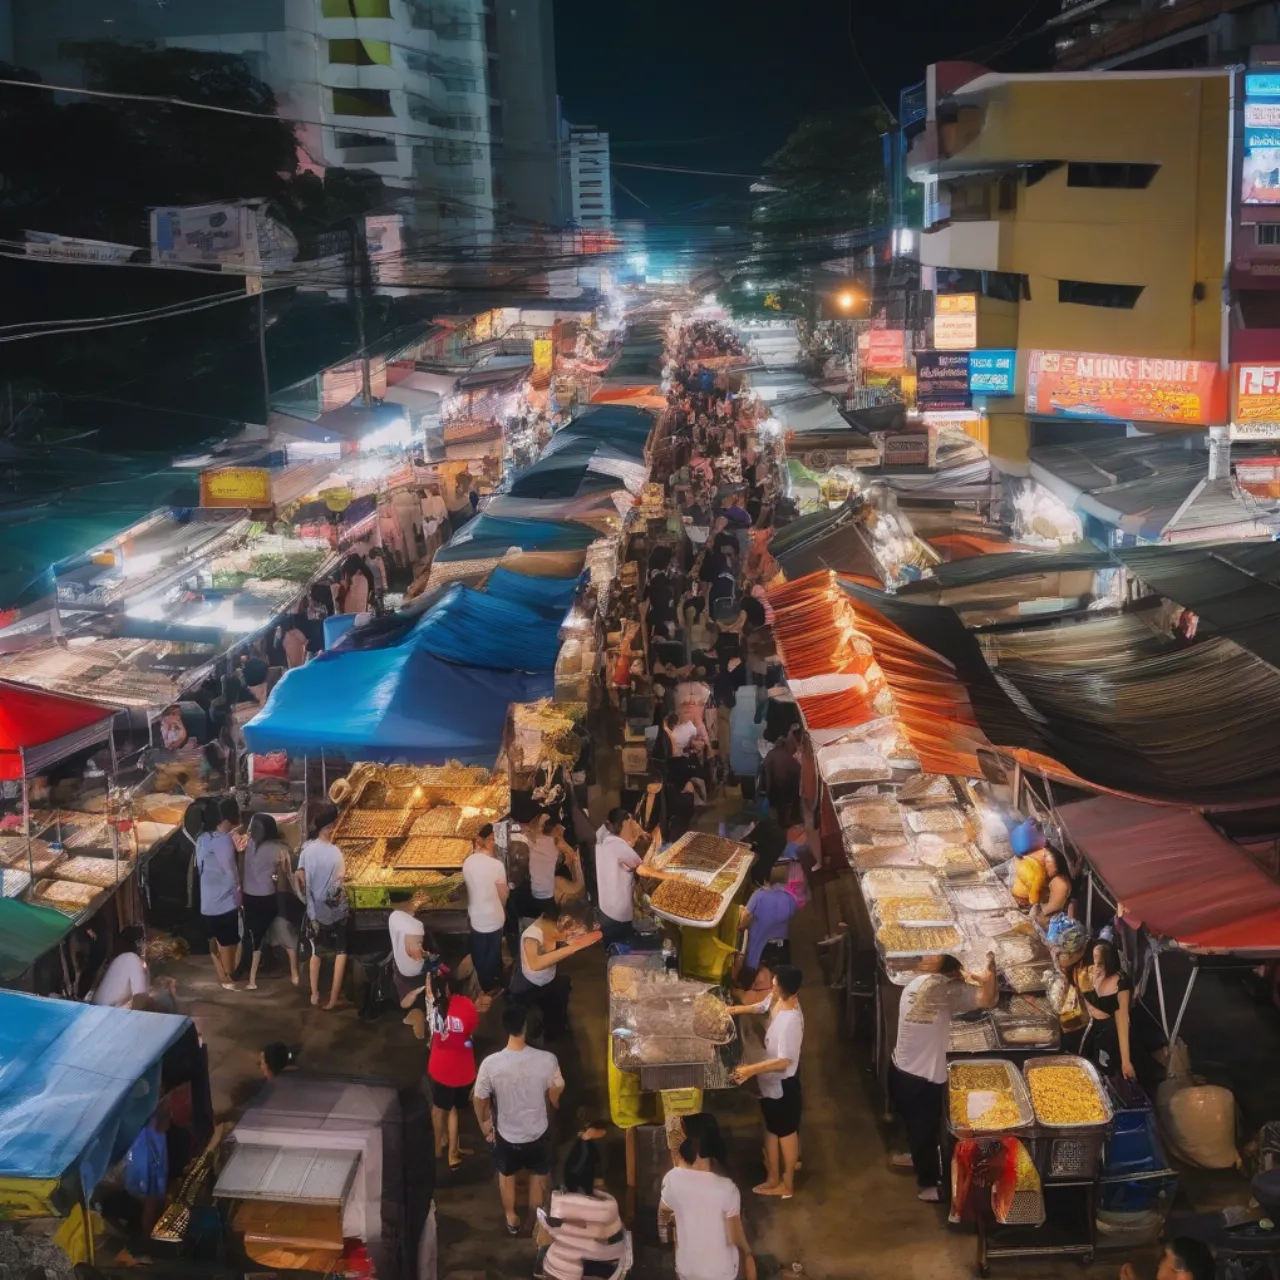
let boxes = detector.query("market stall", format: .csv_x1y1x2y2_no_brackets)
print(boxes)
0,990,205,1271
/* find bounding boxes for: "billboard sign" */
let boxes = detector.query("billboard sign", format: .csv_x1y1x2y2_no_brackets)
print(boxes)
968,349,1017,396
1244,74,1280,205
865,328,907,370
200,467,272,509
915,351,971,409
1232,363,1280,438
1025,349,1226,426
933,293,978,350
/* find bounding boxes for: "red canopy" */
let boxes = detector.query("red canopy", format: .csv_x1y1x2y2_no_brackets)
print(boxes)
0,680,119,781
1058,795,1280,953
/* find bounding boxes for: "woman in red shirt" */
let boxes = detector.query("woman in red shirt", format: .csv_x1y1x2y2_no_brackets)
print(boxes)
428,970,480,1168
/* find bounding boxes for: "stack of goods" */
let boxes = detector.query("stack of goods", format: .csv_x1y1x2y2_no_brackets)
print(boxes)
510,700,586,775
609,955,733,1076
333,763,508,905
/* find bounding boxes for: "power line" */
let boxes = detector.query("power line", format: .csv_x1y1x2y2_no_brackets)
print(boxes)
846,0,895,122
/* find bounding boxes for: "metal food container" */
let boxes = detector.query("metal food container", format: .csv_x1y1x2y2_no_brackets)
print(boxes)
1023,1054,1114,1182
1023,1055,1114,1129
947,1058,1035,1135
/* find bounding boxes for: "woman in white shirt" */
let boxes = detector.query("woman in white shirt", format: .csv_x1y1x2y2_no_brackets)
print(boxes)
509,902,601,1040
659,1126,756,1280
729,963,804,1199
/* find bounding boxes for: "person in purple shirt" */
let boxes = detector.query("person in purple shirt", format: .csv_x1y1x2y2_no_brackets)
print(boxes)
738,862,798,969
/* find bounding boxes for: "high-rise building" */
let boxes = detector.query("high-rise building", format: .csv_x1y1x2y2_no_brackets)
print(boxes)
565,124,613,231
5,0,556,242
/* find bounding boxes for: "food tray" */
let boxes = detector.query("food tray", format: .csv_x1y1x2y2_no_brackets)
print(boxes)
409,807,464,837
659,830,749,875
949,1017,998,1053
994,935,1049,969
949,882,1013,914
907,807,967,835
861,867,940,900
947,1059,1035,1133
1002,993,1055,1021
32,877,101,913
650,878,723,923
333,808,413,841
971,912,1020,938
1023,1055,1113,1129
0,841,64,877
873,895,955,926
62,821,112,850
836,801,904,832
994,1018,1060,1051
920,842,990,879
876,922,965,957
848,843,918,872
1003,963,1054,994
898,774,956,804
0,866,31,898
55,856,125,888
392,835,470,870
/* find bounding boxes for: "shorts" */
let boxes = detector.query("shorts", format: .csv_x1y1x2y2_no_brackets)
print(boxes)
243,892,278,950
302,917,349,958
203,909,240,948
392,965,425,1004
760,1074,802,1138
430,1080,472,1112
493,1131,552,1176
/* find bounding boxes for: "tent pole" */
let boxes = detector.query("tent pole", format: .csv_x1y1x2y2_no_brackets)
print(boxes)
108,731,121,885
1085,871,1094,933
302,755,309,837
1153,941,1170,1040
321,755,327,801
20,747,33,891
1169,958,1200,1048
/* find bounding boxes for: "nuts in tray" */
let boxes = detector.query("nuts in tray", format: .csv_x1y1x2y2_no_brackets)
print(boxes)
862,868,939,898
908,807,967,835
609,966,642,998
692,994,734,1043
33,877,100,911
995,936,1046,968
54,856,124,888
334,808,411,840
1004,963,1053,993
617,1035,714,1068
877,923,963,953
876,896,954,923
394,835,470,869
1000,1024,1056,1046
949,1020,997,1053
949,1064,1025,1130
664,833,739,873
1026,1063,1108,1125
652,878,722,921
838,803,903,832
951,884,1010,913
849,843,917,871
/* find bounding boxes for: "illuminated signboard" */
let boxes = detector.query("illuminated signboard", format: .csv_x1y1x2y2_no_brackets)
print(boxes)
1233,363,1280,438
865,329,907,370
968,349,1017,396
1244,74,1280,205
916,351,971,409
933,293,977,350
1025,350,1227,426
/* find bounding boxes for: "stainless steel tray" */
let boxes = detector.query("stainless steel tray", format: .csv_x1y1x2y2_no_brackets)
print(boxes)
1022,1054,1114,1130
947,1057,1036,1134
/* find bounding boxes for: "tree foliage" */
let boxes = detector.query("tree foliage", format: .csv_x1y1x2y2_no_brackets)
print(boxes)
754,107,892,235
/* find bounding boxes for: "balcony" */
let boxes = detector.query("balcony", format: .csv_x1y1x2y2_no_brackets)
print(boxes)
920,219,1006,272
1054,0,1256,67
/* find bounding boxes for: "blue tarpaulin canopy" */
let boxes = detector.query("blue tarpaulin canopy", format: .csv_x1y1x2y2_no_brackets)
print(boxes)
484,566,579,615
243,639,552,763
0,991,191,1190
411,584,562,670
432,515,597,566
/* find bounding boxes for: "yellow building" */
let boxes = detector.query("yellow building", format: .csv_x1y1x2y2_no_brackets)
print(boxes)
908,68,1231,471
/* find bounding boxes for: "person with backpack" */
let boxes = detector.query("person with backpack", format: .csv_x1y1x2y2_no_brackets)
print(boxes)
296,803,349,1010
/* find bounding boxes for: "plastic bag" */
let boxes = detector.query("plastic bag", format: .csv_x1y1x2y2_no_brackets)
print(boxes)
1155,1038,1240,1170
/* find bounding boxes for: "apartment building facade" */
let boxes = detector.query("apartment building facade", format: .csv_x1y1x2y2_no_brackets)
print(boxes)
565,124,613,231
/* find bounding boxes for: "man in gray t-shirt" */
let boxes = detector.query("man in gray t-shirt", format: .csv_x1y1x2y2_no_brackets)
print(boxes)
473,1004,564,1233
296,806,348,1010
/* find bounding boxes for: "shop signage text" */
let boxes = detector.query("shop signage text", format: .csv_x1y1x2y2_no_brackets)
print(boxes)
533,338,554,376
968,349,1017,396
199,467,272,508
933,293,978,351
1025,349,1226,426
1232,363,1280,438
880,431,933,467
915,351,971,409
1244,75,1280,205
865,329,907,370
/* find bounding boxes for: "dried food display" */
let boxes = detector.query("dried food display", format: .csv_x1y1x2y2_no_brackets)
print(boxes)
333,809,412,841
1026,1061,1109,1126
32,877,100,912
409,807,464,838
54,856,125,888
616,1035,714,1069
691,994,734,1043
908,807,967,835
837,802,903,832
393,835,470,870
950,883,1012,913
926,844,990,879
1003,994,1055,1021
877,923,963,954
849,843,917,872
663,832,743,874
899,773,955,804
1004,963,1054,994
875,896,954,924
862,868,939,898
949,1063,1028,1130
62,822,112,850
609,967,641,998
0,841,64,876
651,878,722,922
999,1023,1058,1047
994,936,1048,968
949,1020,998,1053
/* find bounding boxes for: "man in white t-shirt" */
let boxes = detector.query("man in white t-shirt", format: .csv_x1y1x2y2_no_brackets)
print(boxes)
594,808,669,947
387,909,428,1038
730,964,805,1199
660,1154,755,1280
890,951,997,1200
462,824,508,992
473,1003,565,1234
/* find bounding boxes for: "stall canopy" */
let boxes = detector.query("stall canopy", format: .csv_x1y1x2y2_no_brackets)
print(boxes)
431,515,597,567
1057,795,1280,953
0,899,75,981
771,392,851,436
410,584,562,671
0,681,119,781
244,637,552,764
0,990,191,1192
483,566,579,615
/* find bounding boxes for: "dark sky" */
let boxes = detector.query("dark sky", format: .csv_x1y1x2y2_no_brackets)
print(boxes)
553,0,1054,223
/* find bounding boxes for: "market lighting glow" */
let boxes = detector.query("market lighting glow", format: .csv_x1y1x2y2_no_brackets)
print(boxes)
838,291,856,311
361,417,412,451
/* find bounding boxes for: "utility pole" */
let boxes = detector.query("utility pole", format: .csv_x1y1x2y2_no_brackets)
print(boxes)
247,274,270,424
350,217,373,407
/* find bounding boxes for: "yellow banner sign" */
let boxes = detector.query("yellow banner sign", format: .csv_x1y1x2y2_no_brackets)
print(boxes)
200,467,272,508
533,338,554,375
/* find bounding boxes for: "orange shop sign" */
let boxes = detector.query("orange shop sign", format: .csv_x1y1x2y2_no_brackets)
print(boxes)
200,467,272,508
1025,350,1226,426
1232,364,1280,438
864,329,907,370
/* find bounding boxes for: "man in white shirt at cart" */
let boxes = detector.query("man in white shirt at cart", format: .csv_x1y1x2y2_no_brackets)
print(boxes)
889,951,997,1200
729,964,805,1198
594,808,669,948
463,824,508,992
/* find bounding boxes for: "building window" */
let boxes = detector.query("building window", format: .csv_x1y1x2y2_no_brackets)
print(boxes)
328,38,390,66
1066,162,1159,189
433,139,483,164
1257,223,1280,246
997,173,1018,212
331,87,394,117
1058,279,1144,308
322,0,390,16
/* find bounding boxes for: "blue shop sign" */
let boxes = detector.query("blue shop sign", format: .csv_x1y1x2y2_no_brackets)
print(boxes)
968,349,1016,396
1246,73,1280,98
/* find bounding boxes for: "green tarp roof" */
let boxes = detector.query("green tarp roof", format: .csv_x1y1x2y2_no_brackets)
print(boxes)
0,898,75,980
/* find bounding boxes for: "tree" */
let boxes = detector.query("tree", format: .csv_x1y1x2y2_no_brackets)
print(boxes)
754,107,892,240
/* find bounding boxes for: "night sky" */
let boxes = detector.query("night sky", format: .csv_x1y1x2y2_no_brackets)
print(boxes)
553,0,1056,222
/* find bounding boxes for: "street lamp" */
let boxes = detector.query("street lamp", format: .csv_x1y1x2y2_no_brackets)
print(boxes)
838,291,856,311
